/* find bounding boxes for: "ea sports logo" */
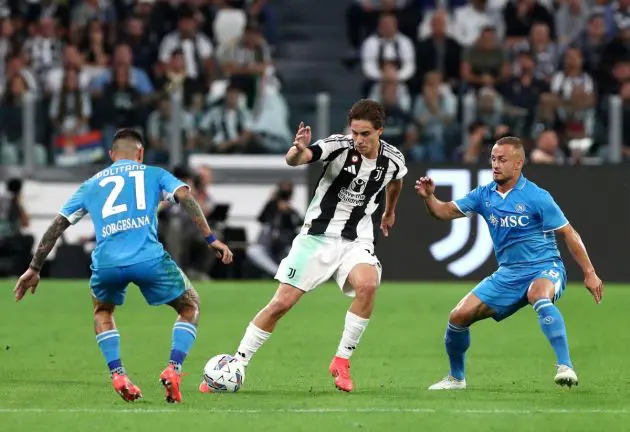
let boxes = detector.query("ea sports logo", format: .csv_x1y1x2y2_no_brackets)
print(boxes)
428,169,494,277
350,178,367,194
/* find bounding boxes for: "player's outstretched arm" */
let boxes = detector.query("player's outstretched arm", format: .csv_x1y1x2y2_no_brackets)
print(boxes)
174,187,234,265
14,214,71,301
380,178,403,237
555,224,603,304
286,121,313,166
414,177,465,221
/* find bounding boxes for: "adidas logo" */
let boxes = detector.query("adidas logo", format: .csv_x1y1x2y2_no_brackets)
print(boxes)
344,165,357,175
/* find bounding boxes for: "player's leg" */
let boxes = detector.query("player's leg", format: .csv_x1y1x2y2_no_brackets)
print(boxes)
527,268,577,387
90,268,142,402
166,287,201,374
233,235,336,368
329,262,379,392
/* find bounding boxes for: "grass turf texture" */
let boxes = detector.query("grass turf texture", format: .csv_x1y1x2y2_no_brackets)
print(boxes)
1,281,629,432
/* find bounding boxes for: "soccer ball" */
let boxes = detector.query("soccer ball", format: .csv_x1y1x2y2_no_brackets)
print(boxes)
203,354,246,393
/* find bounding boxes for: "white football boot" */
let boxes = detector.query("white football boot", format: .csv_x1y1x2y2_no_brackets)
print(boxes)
554,365,578,388
428,376,467,390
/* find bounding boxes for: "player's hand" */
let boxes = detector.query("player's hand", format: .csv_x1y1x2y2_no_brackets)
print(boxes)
14,267,40,302
414,177,436,199
293,121,311,152
584,270,603,304
380,212,395,237
210,240,234,265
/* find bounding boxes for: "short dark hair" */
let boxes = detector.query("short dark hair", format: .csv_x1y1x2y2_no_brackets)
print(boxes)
6,177,22,194
113,128,144,147
347,99,385,130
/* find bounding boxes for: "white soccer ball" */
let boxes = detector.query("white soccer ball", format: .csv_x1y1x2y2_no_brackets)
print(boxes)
203,354,246,393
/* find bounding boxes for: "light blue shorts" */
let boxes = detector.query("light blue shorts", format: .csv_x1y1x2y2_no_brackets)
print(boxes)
90,253,191,306
472,261,567,321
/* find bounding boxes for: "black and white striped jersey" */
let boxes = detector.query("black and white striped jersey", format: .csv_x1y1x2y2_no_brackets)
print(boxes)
301,134,407,243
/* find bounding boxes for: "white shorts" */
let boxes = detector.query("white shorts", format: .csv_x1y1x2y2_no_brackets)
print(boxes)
274,234,382,297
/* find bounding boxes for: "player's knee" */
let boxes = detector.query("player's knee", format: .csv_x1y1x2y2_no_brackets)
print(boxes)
353,278,378,301
266,286,300,318
448,306,472,327
527,281,553,304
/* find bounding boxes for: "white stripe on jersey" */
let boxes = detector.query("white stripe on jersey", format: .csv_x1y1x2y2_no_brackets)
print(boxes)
302,134,408,243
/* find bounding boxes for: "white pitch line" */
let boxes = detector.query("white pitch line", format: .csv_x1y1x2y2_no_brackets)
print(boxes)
0,408,628,415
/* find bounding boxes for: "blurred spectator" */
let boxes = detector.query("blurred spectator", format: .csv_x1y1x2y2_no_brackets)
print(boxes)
0,74,46,165
247,0,279,47
512,22,558,83
79,19,111,69
600,17,630,94
555,0,589,49
0,17,19,79
361,12,416,95
463,87,513,163
347,0,415,53
146,94,198,164
90,43,154,96
0,177,33,277
499,49,549,137
22,0,71,28
158,6,214,83
49,67,94,165
198,84,260,153
613,0,630,33
530,129,565,163
1,54,38,96
415,9,462,90
461,26,509,90
246,181,301,277
503,0,555,47
154,49,205,113
120,13,156,73
410,70,456,162
22,16,63,85
452,0,502,47
45,44,90,94
369,61,412,111
380,78,416,150
570,11,609,79
69,0,117,45
219,21,271,109
550,47,595,141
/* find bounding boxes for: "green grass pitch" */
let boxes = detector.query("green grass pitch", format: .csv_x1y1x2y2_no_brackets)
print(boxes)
1,280,629,431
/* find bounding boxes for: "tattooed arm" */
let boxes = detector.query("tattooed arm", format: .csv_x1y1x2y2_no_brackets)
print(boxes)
14,214,71,301
30,215,71,271
174,187,234,264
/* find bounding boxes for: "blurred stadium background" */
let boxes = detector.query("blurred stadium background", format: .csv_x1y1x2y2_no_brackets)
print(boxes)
0,0,628,282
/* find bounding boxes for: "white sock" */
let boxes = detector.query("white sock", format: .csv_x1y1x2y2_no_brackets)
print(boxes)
235,323,271,365
335,311,370,359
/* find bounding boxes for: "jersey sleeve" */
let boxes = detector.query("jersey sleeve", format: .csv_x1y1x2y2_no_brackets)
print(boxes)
539,191,569,232
453,187,482,218
59,182,88,225
307,135,350,163
159,168,190,203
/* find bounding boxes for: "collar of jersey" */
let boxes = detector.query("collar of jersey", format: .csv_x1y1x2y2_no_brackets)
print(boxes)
491,175,527,192
112,159,136,166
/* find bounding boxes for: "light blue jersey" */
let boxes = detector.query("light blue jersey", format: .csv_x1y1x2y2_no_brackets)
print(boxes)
453,175,569,321
60,159,187,269
454,175,568,269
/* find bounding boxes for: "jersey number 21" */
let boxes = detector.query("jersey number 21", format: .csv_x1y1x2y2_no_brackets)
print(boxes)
99,172,146,219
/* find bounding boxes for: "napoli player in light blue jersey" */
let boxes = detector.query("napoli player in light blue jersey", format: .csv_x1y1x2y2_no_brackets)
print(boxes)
13,129,234,403
415,136,603,389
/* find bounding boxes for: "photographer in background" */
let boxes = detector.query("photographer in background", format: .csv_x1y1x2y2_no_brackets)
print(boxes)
246,181,302,277
0,178,33,276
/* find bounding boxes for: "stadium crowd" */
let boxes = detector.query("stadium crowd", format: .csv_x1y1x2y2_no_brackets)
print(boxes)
0,0,292,167
346,0,630,164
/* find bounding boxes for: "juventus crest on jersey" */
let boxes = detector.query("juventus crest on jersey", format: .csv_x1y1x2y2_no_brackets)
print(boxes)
301,134,408,243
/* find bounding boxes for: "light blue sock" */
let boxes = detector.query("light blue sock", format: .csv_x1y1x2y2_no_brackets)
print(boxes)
169,321,197,372
96,329,125,375
445,322,470,380
533,299,572,368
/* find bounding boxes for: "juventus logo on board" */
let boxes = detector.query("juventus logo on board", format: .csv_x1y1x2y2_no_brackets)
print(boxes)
344,165,357,175
428,169,494,277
